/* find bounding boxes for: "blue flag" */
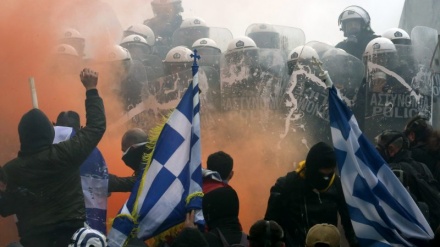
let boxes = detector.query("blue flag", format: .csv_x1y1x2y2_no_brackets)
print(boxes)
328,86,433,246
108,53,203,246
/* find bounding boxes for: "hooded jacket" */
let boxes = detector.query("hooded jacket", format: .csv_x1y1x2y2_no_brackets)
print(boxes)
3,89,106,240
203,187,248,247
265,142,357,247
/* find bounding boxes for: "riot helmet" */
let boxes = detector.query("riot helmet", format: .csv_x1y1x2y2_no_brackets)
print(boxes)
52,44,80,57
123,24,156,46
375,130,410,162
287,45,319,75
176,17,209,48
225,36,258,65
247,24,280,49
163,46,193,74
404,115,433,144
151,0,183,18
120,34,152,61
58,27,85,57
382,28,411,45
99,45,133,79
192,38,221,66
338,5,372,37
364,37,397,67
49,44,81,75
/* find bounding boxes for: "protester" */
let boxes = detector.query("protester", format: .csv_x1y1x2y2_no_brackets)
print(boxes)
404,116,440,182
265,142,357,247
108,128,151,193
203,151,234,193
248,220,285,247
2,68,106,247
375,130,440,230
203,187,248,247
305,223,340,247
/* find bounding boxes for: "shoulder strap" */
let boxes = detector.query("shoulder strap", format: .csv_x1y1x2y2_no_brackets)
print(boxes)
216,228,231,247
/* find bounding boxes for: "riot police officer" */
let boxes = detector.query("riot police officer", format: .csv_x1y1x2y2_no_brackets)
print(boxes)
336,5,380,60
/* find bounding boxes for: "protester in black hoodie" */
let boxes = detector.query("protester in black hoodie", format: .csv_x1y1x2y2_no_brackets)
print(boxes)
265,142,357,247
203,187,248,247
2,68,106,247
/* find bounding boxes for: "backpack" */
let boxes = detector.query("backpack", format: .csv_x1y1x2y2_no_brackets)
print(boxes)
216,228,248,247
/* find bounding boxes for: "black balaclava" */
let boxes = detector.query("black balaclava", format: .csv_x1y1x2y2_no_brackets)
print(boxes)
18,109,55,155
305,142,337,191
122,144,147,171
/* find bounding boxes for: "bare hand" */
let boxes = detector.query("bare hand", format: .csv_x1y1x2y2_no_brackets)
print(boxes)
80,68,98,90
184,210,197,229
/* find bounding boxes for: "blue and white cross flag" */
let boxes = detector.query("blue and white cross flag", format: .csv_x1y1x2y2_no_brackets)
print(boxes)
328,85,434,246
108,50,204,246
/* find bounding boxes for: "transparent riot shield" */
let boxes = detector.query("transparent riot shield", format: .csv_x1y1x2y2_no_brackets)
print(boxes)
142,54,164,82
412,26,438,67
172,27,233,52
220,47,287,133
412,26,440,128
245,23,305,51
321,48,365,107
279,42,334,160
113,68,210,132
363,39,433,141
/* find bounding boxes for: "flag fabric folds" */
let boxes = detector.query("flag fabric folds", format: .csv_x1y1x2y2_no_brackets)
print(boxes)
108,56,203,246
328,86,434,246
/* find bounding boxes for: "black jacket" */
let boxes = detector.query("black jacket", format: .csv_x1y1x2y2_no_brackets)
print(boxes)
3,89,106,239
389,150,440,230
265,170,357,247
336,32,380,60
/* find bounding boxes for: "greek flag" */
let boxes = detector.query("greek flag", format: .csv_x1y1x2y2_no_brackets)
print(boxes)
108,52,203,246
53,126,109,234
328,86,434,246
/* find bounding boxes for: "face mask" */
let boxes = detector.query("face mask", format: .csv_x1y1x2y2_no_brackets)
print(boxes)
307,172,335,191
122,142,147,171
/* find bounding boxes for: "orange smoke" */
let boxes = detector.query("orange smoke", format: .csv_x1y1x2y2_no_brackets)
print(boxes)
0,0,129,244
0,1,306,245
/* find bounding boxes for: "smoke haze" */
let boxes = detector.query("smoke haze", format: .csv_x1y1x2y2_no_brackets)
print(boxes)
0,0,405,244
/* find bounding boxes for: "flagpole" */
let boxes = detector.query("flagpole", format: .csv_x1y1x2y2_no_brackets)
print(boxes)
29,77,39,109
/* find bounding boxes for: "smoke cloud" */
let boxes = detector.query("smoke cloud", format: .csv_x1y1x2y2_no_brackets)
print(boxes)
0,0,405,244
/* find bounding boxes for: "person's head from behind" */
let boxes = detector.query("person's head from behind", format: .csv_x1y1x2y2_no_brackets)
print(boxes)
121,128,149,171
207,151,234,181
68,227,107,247
304,142,337,192
305,223,340,247
56,110,81,132
404,115,432,146
18,109,55,155
248,220,284,247
202,187,239,229
375,130,409,163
